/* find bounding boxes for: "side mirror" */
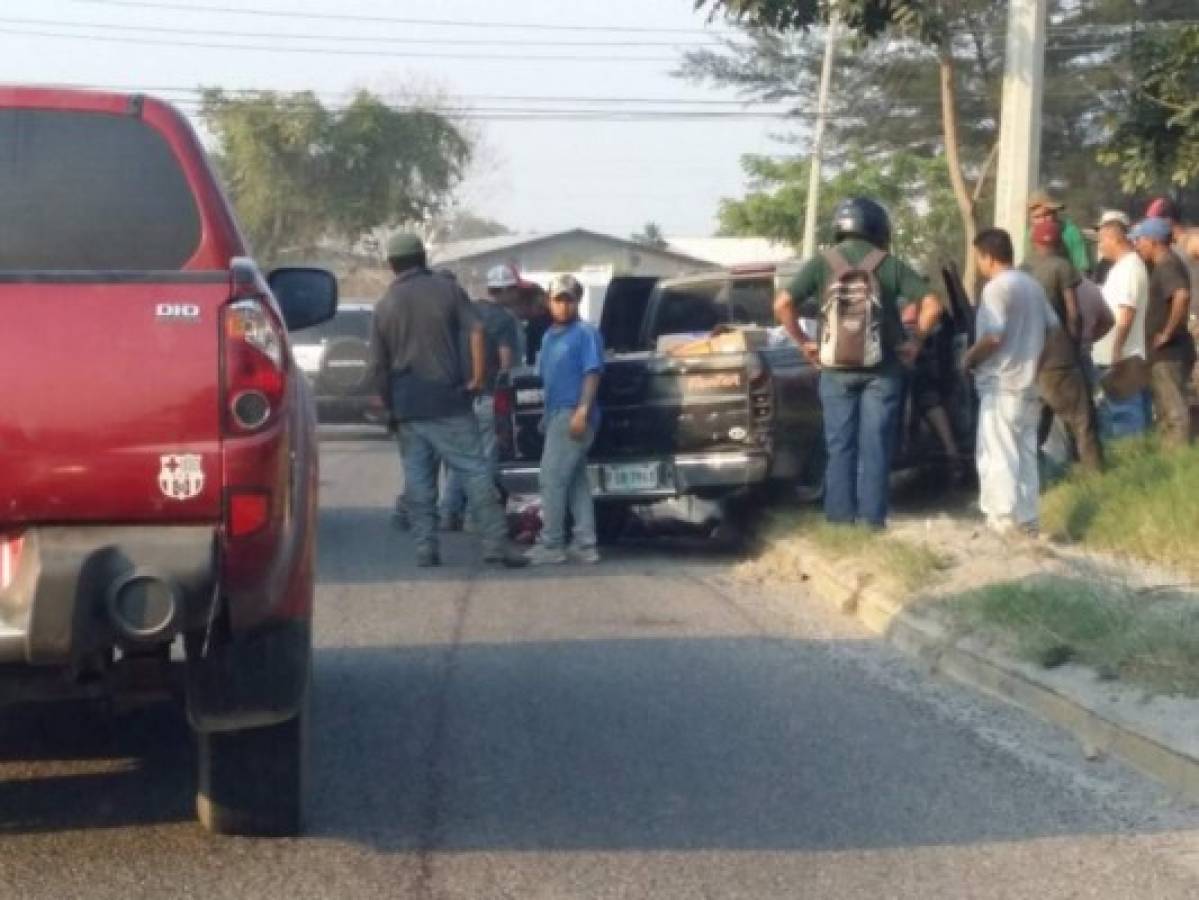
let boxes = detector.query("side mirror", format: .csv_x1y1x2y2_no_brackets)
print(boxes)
268,267,338,332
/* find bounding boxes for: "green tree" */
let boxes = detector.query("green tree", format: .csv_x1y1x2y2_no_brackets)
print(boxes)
718,148,958,274
694,0,992,283
200,89,471,264
631,221,669,248
1101,25,1199,192
689,0,1196,286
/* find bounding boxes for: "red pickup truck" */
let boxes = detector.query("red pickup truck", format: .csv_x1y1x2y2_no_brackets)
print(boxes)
0,88,337,835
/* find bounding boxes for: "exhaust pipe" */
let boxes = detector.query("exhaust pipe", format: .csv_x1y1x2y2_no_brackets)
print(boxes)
105,570,181,642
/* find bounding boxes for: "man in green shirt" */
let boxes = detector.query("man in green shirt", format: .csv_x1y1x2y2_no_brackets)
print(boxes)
774,197,943,528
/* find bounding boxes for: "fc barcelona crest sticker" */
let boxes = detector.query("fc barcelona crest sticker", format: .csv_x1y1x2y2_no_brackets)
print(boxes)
158,454,205,501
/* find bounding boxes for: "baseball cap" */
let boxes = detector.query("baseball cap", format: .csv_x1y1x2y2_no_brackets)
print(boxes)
1129,217,1173,243
1030,218,1062,247
547,273,584,301
1145,196,1180,221
386,232,425,259
1027,189,1065,212
486,263,533,290
1096,209,1131,230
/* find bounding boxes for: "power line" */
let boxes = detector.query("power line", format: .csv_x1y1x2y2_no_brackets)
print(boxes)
65,0,1199,37
64,0,731,36
37,81,1108,113
0,14,726,48
162,95,938,123
62,84,788,107
0,25,679,61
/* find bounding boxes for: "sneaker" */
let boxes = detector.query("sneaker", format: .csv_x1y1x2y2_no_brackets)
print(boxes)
415,549,441,568
524,545,568,566
567,545,601,565
483,547,531,569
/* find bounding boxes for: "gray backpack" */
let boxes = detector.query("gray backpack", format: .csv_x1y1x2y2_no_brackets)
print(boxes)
819,247,886,369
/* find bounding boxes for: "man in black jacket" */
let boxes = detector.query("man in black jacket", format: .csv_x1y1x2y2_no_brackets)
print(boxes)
370,233,527,568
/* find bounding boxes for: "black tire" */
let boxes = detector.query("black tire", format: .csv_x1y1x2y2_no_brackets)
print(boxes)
196,702,308,836
594,504,632,545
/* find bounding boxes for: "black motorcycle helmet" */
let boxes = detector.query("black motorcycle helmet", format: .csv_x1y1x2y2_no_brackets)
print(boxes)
832,197,892,249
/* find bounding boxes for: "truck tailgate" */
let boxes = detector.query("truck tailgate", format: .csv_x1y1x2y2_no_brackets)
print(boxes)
508,351,760,462
0,277,228,524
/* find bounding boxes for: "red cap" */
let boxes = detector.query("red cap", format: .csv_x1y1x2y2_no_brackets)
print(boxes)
1146,196,1180,221
1031,218,1061,247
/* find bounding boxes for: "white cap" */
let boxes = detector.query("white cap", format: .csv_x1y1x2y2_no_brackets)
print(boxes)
486,264,522,290
1097,209,1131,230
547,273,584,301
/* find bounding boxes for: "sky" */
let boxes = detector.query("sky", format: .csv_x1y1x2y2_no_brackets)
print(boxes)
5,0,806,239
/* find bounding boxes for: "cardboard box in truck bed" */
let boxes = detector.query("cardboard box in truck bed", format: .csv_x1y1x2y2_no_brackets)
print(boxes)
661,326,770,357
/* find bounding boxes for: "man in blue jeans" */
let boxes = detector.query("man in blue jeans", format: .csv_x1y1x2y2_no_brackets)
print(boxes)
438,265,522,531
526,274,605,565
773,198,944,528
368,233,527,568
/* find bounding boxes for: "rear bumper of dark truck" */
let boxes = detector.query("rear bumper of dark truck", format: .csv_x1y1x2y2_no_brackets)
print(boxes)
499,450,771,501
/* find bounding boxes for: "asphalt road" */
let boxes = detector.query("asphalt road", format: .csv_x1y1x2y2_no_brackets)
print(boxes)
2,435,1199,899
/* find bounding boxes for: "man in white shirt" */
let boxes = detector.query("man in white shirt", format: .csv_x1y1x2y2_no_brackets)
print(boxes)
964,228,1058,537
1092,211,1151,438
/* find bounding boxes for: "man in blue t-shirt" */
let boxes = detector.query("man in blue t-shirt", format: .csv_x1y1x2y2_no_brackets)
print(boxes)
527,274,605,565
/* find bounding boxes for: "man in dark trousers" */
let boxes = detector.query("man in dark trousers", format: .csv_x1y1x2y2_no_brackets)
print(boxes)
1132,217,1195,448
369,233,527,568
774,197,943,529
438,266,522,531
1023,218,1104,471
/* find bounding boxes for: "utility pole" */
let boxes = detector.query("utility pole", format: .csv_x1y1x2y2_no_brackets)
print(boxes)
993,0,1047,264
801,7,839,259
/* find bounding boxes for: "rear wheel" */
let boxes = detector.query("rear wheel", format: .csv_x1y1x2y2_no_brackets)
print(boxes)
196,702,308,836
594,504,632,545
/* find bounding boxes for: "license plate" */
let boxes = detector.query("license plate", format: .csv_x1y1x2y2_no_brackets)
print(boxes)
603,462,660,493
516,388,544,406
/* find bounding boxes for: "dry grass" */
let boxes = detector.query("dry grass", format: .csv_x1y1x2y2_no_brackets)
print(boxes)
1042,438,1199,579
742,511,949,593
943,576,1199,697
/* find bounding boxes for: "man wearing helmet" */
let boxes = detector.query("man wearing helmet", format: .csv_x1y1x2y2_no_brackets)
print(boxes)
774,197,944,528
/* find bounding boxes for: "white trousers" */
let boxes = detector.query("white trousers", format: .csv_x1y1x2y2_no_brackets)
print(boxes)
976,388,1040,531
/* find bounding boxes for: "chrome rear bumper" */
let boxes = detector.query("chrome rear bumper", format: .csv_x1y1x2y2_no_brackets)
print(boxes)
499,451,769,500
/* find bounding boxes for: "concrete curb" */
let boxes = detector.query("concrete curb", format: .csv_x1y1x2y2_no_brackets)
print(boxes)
801,554,1199,802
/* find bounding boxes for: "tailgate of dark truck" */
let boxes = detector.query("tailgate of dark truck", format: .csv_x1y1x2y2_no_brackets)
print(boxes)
497,344,819,500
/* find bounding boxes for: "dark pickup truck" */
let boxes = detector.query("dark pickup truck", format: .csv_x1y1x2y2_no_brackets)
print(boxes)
494,268,826,534
495,264,975,536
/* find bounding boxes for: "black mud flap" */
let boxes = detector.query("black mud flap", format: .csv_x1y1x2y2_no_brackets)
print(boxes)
185,619,311,734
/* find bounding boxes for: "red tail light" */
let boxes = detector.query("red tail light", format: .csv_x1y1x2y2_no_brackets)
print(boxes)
0,531,23,591
493,385,514,418
222,299,286,434
227,490,271,538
